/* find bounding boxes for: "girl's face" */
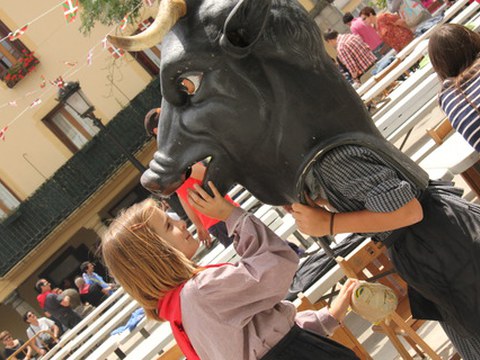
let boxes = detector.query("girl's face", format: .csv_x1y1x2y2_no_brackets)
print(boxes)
149,206,199,259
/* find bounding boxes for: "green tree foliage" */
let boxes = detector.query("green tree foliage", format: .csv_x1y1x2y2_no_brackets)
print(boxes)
79,0,144,34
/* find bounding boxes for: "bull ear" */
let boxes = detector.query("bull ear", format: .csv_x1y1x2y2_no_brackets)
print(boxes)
219,0,272,58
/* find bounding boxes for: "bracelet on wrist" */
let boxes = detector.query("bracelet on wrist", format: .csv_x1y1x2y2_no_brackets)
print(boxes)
329,212,336,236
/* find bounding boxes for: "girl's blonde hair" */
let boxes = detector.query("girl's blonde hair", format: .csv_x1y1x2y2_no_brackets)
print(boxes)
101,198,197,320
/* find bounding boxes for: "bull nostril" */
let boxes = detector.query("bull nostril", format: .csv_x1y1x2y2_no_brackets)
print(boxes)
140,170,162,192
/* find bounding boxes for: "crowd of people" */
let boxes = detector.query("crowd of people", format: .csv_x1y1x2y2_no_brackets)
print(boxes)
327,0,434,87
4,0,480,359
1,262,114,359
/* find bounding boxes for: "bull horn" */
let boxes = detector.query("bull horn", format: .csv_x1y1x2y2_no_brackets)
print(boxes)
107,0,187,52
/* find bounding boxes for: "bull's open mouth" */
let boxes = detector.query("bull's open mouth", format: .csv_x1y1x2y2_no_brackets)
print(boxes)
140,162,194,197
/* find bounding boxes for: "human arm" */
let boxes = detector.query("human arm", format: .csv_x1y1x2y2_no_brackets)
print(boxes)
25,329,45,356
293,146,423,237
187,182,299,326
295,279,358,336
29,341,46,356
51,323,60,340
292,197,422,236
24,343,35,360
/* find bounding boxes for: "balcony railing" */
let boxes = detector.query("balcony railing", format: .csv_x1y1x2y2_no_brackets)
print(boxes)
0,79,161,276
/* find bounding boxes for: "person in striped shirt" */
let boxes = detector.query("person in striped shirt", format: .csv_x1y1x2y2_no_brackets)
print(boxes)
324,30,377,83
429,23,480,153
290,144,480,359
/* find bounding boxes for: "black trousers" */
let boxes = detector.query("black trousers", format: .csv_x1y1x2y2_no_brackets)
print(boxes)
260,325,359,360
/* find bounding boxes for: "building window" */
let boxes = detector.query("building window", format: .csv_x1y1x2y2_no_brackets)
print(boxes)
0,20,38,88
0,180,20,219
43,105,99,153
130,18,161,76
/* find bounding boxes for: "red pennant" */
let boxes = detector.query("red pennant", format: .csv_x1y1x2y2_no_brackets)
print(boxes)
0,126,8,141
108,46,125,59
8,24,28,41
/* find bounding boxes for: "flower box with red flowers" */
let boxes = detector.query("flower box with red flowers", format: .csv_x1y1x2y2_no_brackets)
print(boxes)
2,50,39,88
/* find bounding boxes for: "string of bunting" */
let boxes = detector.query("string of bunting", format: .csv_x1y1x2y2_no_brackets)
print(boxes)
0,0,151,141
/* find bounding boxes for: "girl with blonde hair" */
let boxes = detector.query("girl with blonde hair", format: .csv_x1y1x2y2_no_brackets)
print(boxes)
102,182,358,360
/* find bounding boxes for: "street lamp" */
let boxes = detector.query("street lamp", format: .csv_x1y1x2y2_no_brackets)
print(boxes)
56,81,146,173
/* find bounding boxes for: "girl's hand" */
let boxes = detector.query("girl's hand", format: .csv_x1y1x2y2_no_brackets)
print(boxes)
291,203,332,236
329,278,358,323
188,182,235,221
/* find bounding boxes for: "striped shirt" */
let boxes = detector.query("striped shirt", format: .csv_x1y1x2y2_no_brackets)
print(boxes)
439,76,480,153
336,34,377,79
304,145,418,241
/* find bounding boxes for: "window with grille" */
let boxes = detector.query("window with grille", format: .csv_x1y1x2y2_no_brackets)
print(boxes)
43,104,99,153
0,180,20,219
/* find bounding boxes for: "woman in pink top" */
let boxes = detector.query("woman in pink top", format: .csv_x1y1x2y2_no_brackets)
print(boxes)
102,183,359,360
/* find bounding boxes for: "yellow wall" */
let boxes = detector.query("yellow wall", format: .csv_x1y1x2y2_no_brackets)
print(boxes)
0,1,156,199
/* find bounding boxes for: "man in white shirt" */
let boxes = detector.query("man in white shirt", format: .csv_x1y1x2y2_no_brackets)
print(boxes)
23,311,59,356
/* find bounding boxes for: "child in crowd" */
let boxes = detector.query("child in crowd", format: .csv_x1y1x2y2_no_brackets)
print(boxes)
101,182,359,360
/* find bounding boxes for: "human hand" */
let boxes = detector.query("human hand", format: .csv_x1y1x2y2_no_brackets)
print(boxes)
196,225,213,248
291,203,332,236
187,182,235,221
329,278,358,323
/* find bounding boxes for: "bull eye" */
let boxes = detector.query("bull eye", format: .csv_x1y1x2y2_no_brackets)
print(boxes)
178,73,203,95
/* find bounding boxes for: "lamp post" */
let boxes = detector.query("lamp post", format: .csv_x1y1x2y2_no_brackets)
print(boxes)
56,81,146,173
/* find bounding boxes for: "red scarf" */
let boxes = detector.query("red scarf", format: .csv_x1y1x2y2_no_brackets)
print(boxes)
157,263,231,359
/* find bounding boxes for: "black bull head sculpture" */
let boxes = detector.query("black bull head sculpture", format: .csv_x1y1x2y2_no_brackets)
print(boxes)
109,0,426,205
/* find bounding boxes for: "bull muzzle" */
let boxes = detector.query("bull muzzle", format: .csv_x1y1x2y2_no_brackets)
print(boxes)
107,0,187,52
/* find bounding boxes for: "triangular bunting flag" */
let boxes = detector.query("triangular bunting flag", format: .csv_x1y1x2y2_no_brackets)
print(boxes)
138,19,153,32
30,99,42,107
8,101,17,107
108,45,125,59
87,49,93,66
120,15,129,31
63,0,79,24
40,75,46,88
0,126,8,141
8,24,29,41
50,76,64,88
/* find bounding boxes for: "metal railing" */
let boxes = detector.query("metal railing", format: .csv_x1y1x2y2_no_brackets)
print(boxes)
6,330,58,360
0,79,161,276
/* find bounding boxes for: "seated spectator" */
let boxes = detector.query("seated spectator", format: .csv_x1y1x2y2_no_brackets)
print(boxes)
80,262,115,296
44,292,82,331
23,312,59,356
74,276,107,307
360,7,414,53
324,29,377,84
62,287,94,318
0,330,34,360
342,12,388,58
